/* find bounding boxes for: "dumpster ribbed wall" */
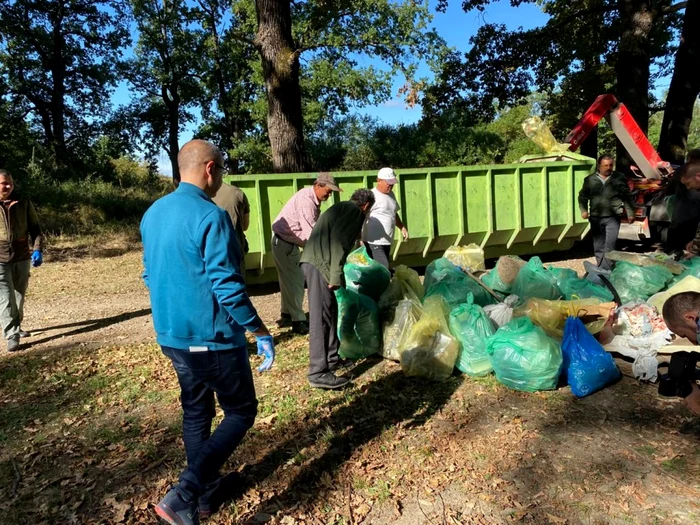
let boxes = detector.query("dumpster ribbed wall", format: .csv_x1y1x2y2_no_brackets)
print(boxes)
225,159,595,284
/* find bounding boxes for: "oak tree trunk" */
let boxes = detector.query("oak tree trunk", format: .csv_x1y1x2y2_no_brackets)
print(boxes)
163,84,181,184
255,0,306,173
658,0,700,164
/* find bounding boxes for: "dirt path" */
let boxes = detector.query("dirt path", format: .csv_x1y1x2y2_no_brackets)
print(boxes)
0,244,698,525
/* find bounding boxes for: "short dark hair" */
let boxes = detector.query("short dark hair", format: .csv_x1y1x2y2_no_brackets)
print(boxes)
597,154,614,166
0,169,12,179
662,292,700,330
350,188,375,208
687,149,700,163
679,162,700,181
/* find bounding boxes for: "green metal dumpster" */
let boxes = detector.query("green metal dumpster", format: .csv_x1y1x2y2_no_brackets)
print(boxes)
225,156,595,284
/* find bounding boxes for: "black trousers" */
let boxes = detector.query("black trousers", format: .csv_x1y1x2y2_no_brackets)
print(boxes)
301,263,340,379
589,216,621,271
366,243,391,270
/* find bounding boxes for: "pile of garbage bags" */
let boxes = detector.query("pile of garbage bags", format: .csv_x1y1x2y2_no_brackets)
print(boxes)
337,243,699,397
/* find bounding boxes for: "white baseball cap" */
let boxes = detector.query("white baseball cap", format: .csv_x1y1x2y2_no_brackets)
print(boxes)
377,167,398,185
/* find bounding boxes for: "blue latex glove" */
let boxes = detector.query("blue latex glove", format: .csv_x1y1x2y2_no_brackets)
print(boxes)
31,250,43,267
256,335,275,372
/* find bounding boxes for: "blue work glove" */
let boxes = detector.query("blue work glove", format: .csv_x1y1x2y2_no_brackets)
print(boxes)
31,250,43,267
256,335,275,373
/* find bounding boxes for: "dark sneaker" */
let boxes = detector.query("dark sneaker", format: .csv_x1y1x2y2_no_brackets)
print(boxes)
329,358,354,372
276,314,292,328
19,330,31,338
309,372,350,390
199,472,241,518
7,336,20,352
291,321,309,335
155,486,199,525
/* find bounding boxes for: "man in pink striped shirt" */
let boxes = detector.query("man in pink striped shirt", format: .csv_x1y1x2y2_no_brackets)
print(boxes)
272,173,342,334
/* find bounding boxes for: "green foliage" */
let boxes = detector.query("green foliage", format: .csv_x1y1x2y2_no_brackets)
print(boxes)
648,99,700,153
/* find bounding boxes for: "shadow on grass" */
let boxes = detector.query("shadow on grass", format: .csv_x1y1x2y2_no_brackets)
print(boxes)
21,308,151,349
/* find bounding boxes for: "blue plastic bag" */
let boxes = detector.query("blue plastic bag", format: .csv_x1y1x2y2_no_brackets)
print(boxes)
561,316,620,398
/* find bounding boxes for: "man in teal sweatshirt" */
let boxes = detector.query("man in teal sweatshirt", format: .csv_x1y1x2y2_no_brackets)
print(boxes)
141,139,274,525
300,189,375,390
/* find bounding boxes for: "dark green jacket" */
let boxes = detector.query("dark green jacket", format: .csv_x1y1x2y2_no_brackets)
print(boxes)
578,171,636,218
299,201,365,287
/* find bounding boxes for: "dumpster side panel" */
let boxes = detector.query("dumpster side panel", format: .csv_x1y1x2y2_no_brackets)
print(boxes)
225,159,595,283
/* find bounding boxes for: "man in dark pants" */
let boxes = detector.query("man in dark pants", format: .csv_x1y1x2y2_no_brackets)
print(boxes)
578,154,636,270
299,189,375,389
666,149,700,253
141,140,275,525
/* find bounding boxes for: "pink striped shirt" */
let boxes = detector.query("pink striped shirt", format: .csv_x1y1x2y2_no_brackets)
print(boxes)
272,187,321,246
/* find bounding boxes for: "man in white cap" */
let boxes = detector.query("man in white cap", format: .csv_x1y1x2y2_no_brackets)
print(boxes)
362,167,409,269
271,173,342,334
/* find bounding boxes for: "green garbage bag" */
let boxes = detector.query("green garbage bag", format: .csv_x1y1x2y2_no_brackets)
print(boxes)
449,293,495,376
548,267,578,288
481,268,509,294
668,257,700,287
344,246,391,300
486,317,563,392
481,255,526,294
510,256,561,304
559,277,614,301
336,288,381,360
608,261,673,303
423,258,461,290
424,259,495,308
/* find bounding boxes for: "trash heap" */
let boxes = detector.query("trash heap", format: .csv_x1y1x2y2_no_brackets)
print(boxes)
338,244,698,397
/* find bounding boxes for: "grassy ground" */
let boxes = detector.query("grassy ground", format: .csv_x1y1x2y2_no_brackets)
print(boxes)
0,237,699,524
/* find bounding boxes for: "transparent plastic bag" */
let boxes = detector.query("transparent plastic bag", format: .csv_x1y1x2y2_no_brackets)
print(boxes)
486,317,563,392
510,256,561,304
381,298,422,361
522,116,569,154
394,264,424,300
399,296,458,380
483,295,519,328
344,246,391,300
561,316,620,398
444,244,486,272
424,258,461,290
424,258,495,308
449,294,495,376
513,298,612,339
608,261,673,304
548,267,578,287
336,288,381,360
559,277,614,302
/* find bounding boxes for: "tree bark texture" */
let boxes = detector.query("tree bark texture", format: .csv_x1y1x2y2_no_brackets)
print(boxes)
163,84,181,184
615,0,656,172
658,0,699,164
49,9,68,170
255,0,306,173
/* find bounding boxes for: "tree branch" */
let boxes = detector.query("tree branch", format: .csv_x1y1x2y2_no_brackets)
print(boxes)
663,2,687,14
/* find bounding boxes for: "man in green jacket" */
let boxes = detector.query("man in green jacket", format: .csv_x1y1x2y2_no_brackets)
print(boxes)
0,169,43,352
300,189,375,389
578,154,636,270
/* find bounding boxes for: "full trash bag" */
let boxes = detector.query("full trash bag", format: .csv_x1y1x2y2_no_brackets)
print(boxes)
548,267,578,287
344,246,391,300
400,296,458,380
486,317,563,392
336,288,381,360
561,316,620,398
481,256,526,294
558,277,614,302
377,266,422,323
381,298,422,361
394,265,424,300
424,258,495,308
668,257,700,287
510,256,561,304
444,244,486,272
608,261,673,304
424,258,461,290
514,298,611,339
449,294,495,376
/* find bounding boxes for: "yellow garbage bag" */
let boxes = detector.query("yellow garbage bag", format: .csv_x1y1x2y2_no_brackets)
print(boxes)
443,244,486,272
513,298,614,339
522,116,570,154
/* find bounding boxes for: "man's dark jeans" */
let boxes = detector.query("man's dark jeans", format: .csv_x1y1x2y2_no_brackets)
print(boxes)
589,215,621,271
161,346,258,501
366,243,391,270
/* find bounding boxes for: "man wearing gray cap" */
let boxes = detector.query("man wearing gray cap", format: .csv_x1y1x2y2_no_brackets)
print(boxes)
272,173,341,335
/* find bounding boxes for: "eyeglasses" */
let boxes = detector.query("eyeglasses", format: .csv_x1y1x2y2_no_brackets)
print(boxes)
204,161,228,173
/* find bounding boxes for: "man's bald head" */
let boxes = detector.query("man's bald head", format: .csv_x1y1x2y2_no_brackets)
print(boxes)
177,139,224,196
